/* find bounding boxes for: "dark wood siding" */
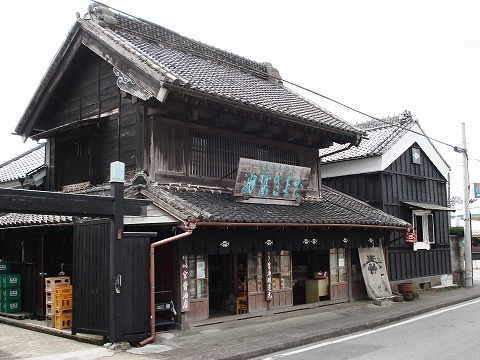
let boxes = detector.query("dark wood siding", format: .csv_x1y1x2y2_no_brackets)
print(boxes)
388,247,451,281
151,117,319,190
323,145,451,280
43,50,141,188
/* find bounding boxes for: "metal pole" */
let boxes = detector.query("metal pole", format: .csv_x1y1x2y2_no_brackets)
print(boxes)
461,123,473,287
109,162,125,343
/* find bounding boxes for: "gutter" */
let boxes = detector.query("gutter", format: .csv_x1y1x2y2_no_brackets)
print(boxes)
139,219,408,346
193,222,408,232
139,222,196,346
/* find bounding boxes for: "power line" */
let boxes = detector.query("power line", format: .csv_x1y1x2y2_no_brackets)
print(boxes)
280,77,458,151
95,1,463,154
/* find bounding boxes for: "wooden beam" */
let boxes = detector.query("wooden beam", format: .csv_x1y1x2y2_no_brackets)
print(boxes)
0,188,149,217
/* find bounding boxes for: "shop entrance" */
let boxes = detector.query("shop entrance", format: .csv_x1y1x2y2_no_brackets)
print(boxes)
207,254,248,316
292,248,349,304
292,250,330,305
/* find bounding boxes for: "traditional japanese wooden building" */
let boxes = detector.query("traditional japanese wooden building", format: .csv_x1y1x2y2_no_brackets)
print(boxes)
320,111,453,289
1,2,410,336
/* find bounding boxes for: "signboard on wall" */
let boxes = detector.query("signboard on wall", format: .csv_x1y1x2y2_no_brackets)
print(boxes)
180,255,190,312
234,158,311,206
265,252,273,301
474,183,480,198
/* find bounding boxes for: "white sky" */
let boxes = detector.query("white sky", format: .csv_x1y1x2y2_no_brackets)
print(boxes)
1,0,479,198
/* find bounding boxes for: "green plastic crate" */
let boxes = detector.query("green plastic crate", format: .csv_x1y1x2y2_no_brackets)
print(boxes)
1,287,21,300
0,260,9,273
1,300,21,313
2,274,21,288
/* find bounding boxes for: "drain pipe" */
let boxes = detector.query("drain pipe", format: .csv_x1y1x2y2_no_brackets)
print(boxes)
140,223,195,346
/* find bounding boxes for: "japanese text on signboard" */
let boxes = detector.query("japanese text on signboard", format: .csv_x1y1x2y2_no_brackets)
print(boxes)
234,158,310,203
265,252,273,301
180,255,190,312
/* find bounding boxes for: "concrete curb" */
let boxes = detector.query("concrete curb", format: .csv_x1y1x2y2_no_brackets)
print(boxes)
216,292,480,360
0,315,105,346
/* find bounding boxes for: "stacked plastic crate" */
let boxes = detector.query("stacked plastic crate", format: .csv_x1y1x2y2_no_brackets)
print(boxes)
54,285,73,329
0,260,22,314
45,276,70,327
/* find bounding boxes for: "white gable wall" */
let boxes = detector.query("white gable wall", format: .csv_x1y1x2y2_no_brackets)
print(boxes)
322,123,450,180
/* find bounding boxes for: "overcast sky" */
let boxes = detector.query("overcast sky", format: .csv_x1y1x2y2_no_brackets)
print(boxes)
1,1,479,197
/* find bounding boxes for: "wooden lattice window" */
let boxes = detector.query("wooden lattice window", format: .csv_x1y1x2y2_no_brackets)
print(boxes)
56,136,90,189
189,131,298,180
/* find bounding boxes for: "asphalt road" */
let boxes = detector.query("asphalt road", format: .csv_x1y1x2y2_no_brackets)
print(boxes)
258,298,480,360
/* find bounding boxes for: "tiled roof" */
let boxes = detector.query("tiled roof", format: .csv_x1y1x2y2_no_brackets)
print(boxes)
78,5,362,138
0,143,45,183
319,112,414,163
143,183,410,228
0,213,72,227
0,181,409,229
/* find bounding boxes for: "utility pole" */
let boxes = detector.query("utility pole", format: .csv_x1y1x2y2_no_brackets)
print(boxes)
456,123,473,287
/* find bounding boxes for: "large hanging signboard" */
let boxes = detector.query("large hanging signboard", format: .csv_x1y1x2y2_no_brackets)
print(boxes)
234,158,311,206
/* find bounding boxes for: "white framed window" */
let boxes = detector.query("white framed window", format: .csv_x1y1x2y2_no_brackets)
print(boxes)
412,210,435,251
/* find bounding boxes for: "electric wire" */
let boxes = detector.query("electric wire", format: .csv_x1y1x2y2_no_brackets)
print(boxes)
92,1,468,155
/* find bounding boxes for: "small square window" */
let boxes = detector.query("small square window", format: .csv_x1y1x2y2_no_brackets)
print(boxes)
412,148,421,164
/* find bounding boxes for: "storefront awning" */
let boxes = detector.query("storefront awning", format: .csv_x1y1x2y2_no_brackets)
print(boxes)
401,201,455,212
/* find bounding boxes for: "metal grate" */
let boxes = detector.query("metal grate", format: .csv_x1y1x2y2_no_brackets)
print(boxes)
189,131,298,180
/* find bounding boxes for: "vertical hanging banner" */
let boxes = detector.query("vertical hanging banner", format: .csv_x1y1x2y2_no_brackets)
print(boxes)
234,158,310,206
358,243,392,299
265,252,273,301
180,255,190,312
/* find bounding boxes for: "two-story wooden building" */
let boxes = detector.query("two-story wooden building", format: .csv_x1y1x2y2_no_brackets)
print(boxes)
320,111,453,289
2,3,410,333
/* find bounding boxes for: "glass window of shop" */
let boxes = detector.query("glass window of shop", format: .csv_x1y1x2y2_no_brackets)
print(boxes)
188,255,207,299
248,252,263,292
272,251,292,290
329,248,347,284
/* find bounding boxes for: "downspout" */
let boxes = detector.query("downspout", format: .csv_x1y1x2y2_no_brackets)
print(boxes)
140,222,195,346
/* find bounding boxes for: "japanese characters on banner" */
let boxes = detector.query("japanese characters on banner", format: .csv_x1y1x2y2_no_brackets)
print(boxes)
234,158,311,206
180,255,190,312
358,244,392,299
265,252,273,301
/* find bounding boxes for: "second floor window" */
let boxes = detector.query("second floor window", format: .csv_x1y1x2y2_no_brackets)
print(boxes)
189,131,298,180
413,210,435,250
56,136,90,189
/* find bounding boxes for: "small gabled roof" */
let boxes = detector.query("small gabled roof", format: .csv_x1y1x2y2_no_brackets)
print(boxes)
15,3,362,145
319,111,450,179
0,143,45,184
